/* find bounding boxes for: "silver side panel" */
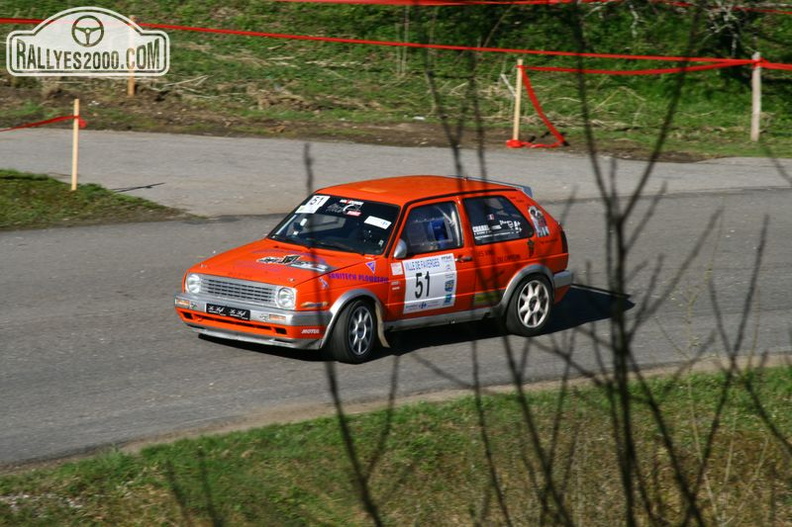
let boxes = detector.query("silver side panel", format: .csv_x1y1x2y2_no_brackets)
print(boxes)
553,270,574,289
190,326,323,350
383,306,495,332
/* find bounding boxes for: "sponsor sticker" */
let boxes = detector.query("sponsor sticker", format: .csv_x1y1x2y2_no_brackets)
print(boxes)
529,206,550,237
472,219,523,243
340,199,364,216
296,195,330,214
402,253,457,314
6,7,169,77
325,199,364,216
289,260,331,273
328,272,388,283
364,215,392,230
257,254,332,273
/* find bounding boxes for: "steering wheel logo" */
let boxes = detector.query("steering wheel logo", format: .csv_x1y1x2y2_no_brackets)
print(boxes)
71,15,104,47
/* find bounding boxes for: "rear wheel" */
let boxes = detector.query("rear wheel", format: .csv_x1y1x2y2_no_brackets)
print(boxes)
324,299,377,363
505,275,552,337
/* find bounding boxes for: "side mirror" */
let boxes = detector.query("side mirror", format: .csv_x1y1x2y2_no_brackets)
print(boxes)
393,239,408,259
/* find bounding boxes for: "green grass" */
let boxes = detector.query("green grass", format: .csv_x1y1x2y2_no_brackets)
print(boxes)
1,2,791,158
0,170,186,230
1,366,790,525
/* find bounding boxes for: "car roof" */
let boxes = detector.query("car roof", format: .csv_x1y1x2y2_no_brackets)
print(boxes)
317,175,528,206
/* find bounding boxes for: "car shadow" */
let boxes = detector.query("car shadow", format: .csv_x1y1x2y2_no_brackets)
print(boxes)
385,284,635,356
545,284,634,333
197,284,633,362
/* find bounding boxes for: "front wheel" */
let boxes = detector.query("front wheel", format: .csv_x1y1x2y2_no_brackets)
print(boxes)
505,275,553,337
323,299,377,363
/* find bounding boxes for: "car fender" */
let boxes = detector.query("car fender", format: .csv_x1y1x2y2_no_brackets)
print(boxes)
319,288,390,350
495,264,556,315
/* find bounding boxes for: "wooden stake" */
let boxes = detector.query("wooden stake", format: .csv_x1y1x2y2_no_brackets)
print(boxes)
71,98,80,192
750,52,761,142
512,59,524,142
127,16,136,97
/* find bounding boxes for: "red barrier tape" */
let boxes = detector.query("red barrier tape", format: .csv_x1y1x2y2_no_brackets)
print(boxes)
507,68,567,149
1,16,790,69
764,62,792,71
5,13,788,152
138,21,763,66
271,0,622,4
0,115,87,133
506,53,792,149
522,60,753,76
655,1,792,16
0,17,41,24
1,0,791,14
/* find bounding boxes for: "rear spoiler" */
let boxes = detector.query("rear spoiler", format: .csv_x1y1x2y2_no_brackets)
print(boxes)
447,175,533,198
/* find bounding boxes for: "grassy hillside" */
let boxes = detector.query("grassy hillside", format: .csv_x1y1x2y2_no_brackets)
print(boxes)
1,1,791,158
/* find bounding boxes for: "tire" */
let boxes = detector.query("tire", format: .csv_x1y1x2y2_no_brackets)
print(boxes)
505,275,553,337
323,299,377,363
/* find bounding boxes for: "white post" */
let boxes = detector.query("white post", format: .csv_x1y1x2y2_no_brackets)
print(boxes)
512,59,524,142
751,52,762,142
128,16,136,97
71,98,80,192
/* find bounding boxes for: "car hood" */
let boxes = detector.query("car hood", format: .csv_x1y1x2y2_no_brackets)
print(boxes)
191,239,369,287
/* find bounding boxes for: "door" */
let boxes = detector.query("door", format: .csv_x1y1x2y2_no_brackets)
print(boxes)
462,194,535,309
386,200,476,319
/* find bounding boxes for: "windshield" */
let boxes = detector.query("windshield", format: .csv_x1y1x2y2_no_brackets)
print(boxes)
270,194,400,255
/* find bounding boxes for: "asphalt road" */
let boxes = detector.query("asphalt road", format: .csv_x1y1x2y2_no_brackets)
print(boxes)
1,129,790,216
1,132,791,467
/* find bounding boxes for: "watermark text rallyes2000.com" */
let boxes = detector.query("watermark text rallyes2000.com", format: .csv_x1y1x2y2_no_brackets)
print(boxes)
6,6,169,77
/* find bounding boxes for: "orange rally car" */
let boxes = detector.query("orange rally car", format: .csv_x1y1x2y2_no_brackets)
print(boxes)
175,175,572,363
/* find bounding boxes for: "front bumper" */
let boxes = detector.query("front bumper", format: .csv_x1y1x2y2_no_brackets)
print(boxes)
174,293,331,350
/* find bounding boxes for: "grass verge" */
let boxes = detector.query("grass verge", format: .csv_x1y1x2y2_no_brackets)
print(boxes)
0,170,186,230
1,366,790,525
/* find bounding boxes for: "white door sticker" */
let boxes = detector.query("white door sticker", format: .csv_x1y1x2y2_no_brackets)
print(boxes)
364,215,392,230
402,253,457,313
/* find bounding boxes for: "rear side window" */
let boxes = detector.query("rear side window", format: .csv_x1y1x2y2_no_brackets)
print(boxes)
464,195,533,245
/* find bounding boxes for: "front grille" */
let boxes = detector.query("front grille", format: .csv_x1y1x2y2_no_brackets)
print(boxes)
203,276,277,306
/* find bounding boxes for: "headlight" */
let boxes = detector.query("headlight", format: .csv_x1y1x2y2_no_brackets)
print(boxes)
185,274,202,294
275,287,296,309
